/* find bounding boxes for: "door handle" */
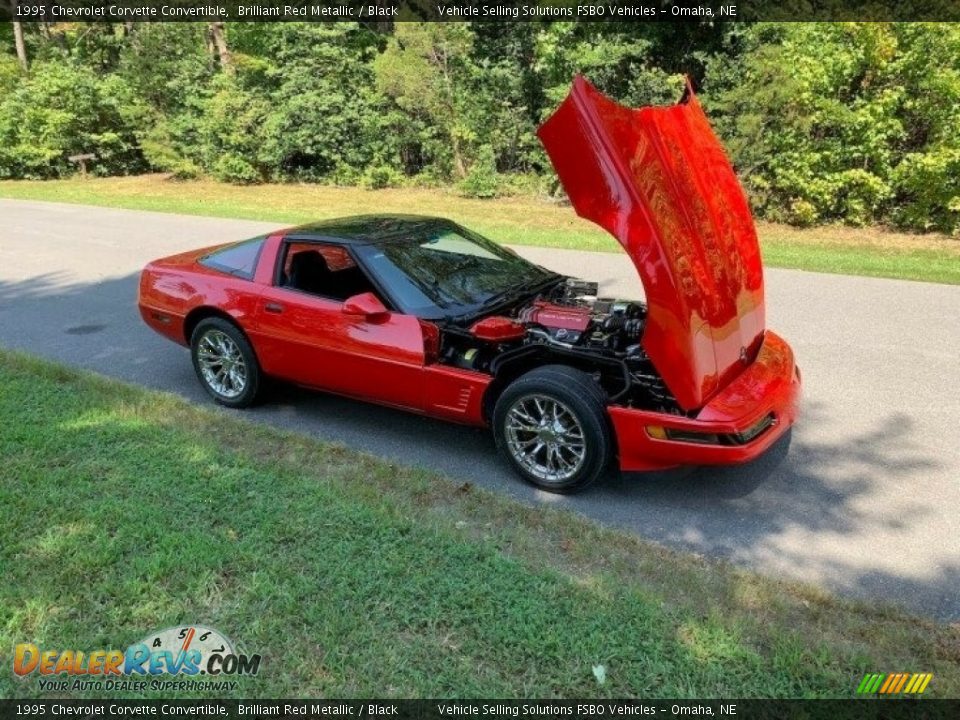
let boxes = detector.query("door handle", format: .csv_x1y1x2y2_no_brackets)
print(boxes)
264,302,284,314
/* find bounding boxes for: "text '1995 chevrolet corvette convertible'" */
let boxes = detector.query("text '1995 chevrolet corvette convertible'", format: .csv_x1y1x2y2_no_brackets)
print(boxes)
139,76,800,492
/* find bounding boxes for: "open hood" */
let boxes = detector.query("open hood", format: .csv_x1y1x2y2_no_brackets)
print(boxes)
537,76,765,411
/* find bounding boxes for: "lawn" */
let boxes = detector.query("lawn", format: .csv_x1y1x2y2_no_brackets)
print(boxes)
1,350,958,699
1,175,958,285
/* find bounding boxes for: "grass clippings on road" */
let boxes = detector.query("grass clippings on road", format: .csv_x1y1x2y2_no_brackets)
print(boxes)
1,175,958,285
1,350,958,699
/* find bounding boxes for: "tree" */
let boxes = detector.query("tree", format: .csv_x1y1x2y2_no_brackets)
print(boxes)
12,9,28,73
374,23,475,178
207,22,233,74
704,22,960,231
0,61,143,179
534,23,684,109
0,18,956,230
256,23,383,182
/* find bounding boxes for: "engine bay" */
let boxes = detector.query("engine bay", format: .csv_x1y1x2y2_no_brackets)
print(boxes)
521,279,645,352
439,278,681,414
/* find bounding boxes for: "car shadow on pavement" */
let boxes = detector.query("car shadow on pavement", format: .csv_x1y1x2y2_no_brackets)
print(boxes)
1,271,956,621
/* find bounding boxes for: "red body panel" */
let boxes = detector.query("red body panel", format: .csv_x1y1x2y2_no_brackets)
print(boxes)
422,365,492,423
538,76,765,411
138,237,494,423
137,245,262,347
249,234,419,409
251,284,427,411
609,331,799,471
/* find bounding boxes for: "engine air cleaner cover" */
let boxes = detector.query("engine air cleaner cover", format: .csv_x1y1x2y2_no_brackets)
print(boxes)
470,316,527,342
519,300,592,332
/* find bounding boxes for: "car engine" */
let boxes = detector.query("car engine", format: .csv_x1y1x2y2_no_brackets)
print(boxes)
521,279,645,353
442,278,679,413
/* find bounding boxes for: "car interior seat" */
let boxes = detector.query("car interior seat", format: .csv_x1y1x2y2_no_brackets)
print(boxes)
287,250,332,295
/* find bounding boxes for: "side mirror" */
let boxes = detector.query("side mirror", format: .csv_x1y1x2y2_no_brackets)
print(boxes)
342,292,389,321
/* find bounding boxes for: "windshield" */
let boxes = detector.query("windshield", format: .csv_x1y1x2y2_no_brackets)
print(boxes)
352,223,557,319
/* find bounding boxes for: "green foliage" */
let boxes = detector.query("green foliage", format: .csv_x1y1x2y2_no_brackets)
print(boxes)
374,23,476,179
138,120,203,180
535,23,685,108
198,77,271,183
4,349,960,698
1,21,959,230
459,144,500,198
361,164,404,190
115,24,213,178
257,23,384,182
0,60,143,179
706,22,960,232
0,56,20,97
892,147,960,233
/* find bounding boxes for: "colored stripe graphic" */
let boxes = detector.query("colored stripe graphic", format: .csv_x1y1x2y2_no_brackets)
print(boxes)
181,626,196,652
857,672,933,695
858,673,875,693
856,673,884,694
879,674,896,693
893,674,909,693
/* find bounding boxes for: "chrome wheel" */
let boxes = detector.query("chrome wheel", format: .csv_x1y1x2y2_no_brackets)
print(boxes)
504,394,586,484
196,329,247,399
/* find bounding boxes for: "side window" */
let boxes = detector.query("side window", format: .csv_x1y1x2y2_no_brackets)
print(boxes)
279,241,379,302
199,237,265,280
281,242,355,279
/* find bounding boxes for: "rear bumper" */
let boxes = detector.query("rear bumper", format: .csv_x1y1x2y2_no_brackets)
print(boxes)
139,303,187,346
138,268,189,346
609,330,801,472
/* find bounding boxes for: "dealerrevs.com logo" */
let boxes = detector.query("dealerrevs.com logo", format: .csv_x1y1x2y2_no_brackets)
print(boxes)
13,626,261,693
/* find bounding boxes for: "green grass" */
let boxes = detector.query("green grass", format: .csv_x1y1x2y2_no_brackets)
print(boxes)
1,175,958,284
1,350,958,699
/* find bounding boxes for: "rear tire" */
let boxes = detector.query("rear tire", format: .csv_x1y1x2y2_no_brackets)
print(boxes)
493,365,612,493
190,317,261,408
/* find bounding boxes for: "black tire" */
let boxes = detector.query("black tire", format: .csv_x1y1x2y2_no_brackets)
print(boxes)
190,317,261,408
492,365,612,493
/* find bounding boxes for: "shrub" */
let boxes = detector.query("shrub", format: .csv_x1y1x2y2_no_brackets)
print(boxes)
139,118,203,179
197,78,270,183
459,145,500,199
361,164,405,190
212,154,260,184
787,199,818,227
705,22,960,231
258,23,383,183
0,61,143,179
832,169,891,227
892,148,960,234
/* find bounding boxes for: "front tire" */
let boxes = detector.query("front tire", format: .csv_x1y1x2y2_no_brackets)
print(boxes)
493,365,612,493
190,317,261,408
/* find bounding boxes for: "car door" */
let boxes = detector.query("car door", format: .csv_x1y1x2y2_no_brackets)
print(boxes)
250,240,427,411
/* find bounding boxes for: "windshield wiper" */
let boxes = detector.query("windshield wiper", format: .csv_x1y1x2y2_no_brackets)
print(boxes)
458,272,565,322
480,287,523,310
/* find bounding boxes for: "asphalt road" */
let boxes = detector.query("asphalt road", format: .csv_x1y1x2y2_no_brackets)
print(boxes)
3,199,959,621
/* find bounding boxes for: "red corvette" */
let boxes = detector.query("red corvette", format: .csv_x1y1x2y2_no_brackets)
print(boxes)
139,77,800,493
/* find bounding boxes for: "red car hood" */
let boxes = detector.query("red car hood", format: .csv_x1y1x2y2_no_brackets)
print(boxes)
537,76,765,411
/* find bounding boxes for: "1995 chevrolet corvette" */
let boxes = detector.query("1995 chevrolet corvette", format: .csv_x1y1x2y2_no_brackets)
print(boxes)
139,77,800,492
